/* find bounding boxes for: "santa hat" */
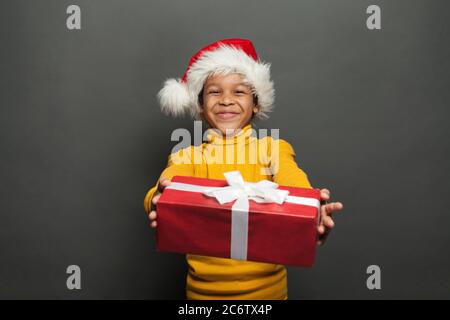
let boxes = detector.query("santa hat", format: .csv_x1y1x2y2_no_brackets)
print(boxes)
157,38,275,119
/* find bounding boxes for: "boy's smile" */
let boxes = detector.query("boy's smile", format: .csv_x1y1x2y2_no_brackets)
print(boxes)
200,73,260,135
215,111,240,120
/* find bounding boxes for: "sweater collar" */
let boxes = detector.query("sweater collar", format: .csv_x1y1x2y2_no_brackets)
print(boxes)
205,124,254,146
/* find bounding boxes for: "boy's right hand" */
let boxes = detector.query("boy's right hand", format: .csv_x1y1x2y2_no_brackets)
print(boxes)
149,177,171,228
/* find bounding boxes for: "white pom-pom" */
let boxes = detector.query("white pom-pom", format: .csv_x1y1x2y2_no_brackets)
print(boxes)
157,78,192,117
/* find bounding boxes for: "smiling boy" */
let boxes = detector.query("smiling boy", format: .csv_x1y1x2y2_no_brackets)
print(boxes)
144,39,343,299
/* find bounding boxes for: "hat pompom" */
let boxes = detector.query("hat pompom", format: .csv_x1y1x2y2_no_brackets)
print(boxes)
157,78,192,117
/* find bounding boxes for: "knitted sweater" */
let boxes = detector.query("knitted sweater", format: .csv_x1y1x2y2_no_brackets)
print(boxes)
144,124,312,299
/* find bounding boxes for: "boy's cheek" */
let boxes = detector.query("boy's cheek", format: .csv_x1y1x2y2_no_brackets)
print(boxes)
202,103,214,112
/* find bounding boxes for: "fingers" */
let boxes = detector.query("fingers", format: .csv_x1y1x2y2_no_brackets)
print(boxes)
152,178,171,209
149,210,157,221
317,224,326,235
324,202,344,215
317,215,334,234
322,215,335,229
320,188,330,202
150,179,171,221
158,177,171,192
152,193,161,206
318,202,340,233
149,211,158,228
317,203,337,245
317,190,344,246
320,189,345,213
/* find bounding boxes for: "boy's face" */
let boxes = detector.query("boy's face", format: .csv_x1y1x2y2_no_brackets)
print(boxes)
200,73,260,135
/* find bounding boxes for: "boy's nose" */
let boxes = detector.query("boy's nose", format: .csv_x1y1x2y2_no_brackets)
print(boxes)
219,93,234,105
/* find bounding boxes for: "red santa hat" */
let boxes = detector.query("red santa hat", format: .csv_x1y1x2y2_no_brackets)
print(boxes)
157,38,275,119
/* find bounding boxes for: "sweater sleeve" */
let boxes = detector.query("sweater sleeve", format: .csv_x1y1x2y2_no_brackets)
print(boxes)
143,146,195,214
271,139,312,189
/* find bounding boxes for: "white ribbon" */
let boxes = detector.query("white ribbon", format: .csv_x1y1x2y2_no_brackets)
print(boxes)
166,171,320,261
203,171,290,205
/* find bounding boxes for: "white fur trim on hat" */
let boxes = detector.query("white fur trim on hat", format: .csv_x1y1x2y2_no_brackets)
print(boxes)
157,44,275,119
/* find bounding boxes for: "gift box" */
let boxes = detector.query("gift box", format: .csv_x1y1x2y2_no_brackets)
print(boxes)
156,171,321,267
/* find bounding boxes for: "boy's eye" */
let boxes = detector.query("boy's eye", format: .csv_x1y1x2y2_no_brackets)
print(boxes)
208,90,220,94
235,90,246,95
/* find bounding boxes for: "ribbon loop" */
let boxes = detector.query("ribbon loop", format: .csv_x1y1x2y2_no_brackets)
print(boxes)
204,171,290,206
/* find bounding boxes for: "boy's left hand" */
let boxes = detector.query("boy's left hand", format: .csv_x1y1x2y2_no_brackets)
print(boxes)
317,189,343,246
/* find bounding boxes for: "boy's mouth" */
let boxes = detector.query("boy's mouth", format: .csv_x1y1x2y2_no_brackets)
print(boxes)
215,112,240,120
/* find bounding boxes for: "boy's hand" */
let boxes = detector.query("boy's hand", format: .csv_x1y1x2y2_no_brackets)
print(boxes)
317,188,343,246
148,177,171,228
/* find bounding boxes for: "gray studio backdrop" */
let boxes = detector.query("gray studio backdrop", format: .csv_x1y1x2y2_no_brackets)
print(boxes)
1,0,449,299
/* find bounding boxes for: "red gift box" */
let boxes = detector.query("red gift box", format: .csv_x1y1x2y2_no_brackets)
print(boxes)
156,173,321,267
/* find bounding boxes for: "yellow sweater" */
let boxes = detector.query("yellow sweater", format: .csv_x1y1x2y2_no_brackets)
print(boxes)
143,124,312,300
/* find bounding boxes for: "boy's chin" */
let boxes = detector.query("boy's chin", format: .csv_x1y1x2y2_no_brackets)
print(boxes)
214,122,244,135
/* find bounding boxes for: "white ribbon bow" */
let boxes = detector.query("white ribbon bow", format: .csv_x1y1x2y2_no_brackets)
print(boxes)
203,171,290,205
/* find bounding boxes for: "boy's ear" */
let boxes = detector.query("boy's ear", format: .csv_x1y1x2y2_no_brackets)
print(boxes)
252,104,261,119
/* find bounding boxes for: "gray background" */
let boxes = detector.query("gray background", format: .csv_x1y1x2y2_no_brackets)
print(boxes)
1,0,449,299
